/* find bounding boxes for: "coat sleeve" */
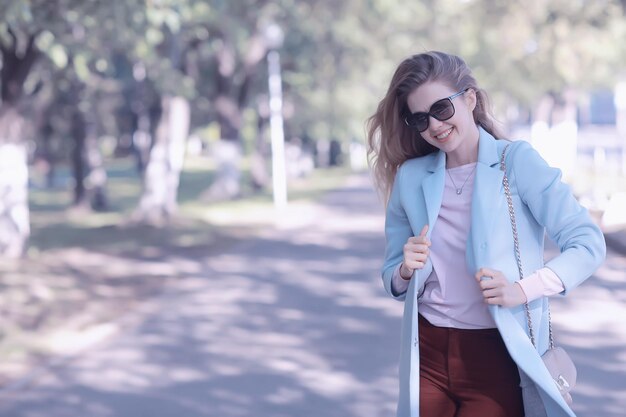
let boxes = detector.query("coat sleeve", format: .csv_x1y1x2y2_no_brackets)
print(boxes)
509,141,606,294
381,166,414,300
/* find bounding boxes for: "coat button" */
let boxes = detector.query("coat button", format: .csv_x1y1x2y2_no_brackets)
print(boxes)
480,242,487,250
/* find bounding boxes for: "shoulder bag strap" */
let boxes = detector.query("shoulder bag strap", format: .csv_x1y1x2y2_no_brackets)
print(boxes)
500,143,555,349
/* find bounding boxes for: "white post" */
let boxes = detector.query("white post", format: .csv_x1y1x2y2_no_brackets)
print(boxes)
268,49,287,208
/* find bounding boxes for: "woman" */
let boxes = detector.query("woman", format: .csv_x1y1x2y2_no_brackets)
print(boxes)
366,51,605,417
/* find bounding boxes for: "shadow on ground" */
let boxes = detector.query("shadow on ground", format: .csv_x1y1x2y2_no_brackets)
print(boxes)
0,176,401,417
1,176,624,417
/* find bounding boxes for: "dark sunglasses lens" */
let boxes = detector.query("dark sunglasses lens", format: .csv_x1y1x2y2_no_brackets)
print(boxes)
404,97,456,131
405,114,428,131
430,99,454,121
415,114,429,131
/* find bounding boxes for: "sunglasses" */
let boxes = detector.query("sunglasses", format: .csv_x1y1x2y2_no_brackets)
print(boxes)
404,88,469,132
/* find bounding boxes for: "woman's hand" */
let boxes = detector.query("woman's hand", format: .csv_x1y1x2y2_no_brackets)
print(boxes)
400,225,431,280
475,267,527,307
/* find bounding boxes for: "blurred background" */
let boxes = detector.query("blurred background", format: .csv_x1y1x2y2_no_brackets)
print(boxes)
0,1,625,416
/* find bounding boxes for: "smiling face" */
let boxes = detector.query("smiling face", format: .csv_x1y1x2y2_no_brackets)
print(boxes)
406,80,480,167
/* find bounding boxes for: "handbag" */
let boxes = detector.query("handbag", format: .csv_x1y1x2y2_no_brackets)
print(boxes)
500,144,577,406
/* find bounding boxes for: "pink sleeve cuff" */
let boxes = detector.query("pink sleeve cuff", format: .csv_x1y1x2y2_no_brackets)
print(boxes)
391,264,410,296
518,267,565,303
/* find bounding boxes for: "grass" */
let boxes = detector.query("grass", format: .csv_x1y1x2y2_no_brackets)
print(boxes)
25,151,351,251
182,163,354,228
26,156,352,251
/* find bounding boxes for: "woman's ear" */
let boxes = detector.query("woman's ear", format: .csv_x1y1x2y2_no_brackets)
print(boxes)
465,88,477,112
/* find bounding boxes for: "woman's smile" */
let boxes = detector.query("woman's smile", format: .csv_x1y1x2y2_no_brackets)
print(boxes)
434,127,454,141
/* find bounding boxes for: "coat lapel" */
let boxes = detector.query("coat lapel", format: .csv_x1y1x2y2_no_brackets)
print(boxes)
467,129,506,270
418,152,446,292
421,151,446,234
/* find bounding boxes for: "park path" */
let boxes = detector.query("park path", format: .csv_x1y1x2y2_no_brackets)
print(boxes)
0,173,624,417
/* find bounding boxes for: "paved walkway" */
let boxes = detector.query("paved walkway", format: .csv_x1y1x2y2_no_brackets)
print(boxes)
0,174,624,416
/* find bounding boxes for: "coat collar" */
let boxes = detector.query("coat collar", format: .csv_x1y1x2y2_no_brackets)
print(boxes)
425,126,501,173
477,126,502,168
425,147,446,173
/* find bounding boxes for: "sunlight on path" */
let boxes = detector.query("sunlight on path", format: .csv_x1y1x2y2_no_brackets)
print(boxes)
1,174,624,417
0,174,402,417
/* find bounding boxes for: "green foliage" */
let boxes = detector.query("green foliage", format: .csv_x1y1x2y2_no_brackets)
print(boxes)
1,0,625,149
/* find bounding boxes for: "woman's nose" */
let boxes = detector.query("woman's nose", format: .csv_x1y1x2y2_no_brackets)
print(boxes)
428,115,444,131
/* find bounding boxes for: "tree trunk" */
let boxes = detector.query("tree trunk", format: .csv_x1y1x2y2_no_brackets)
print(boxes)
41,117,56,188
202,96,243,201
202,139,243,201
71,108,88,208
250,115,269,191
133,95,190,225
70,104,109,210
0,106,30,258
129,69,159,177
203,33,266,201
132,111,152,175
0,29,40,258
84,113,108,211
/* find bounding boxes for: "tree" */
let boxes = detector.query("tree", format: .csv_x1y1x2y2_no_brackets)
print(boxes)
128,2,201,223
0,0,143,256
0,3,44,257
2,0,625,258
201,0,275,200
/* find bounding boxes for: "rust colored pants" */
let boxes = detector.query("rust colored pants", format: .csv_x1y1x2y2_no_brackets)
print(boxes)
418,314,524,417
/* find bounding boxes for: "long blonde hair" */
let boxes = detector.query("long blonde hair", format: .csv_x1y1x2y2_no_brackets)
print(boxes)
366,51,504,202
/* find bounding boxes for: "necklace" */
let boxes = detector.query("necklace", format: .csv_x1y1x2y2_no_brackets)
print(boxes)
447,164,477,195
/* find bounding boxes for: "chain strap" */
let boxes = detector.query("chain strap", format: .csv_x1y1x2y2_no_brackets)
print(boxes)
500,144,554,349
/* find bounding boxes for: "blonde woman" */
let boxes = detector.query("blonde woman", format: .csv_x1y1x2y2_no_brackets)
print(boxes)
367,51,605,417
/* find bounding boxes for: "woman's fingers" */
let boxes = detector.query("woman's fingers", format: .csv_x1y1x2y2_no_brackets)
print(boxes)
407,237,431,247
475,267,526,307
403,225,431,272
405,251,427,266
408,225,431,246
406,252,428,263
478,276,503,290
482,287,502,298
475,267,497,281
404,243,429,253
405,261,425,270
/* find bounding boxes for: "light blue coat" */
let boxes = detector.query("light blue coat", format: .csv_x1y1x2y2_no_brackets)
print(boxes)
382,128,606,417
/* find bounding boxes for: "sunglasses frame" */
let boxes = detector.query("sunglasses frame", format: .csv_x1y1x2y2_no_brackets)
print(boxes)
404,88,469,132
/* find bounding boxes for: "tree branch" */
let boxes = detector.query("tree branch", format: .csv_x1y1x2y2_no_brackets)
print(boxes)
6,25,17,53
1,33,41,104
